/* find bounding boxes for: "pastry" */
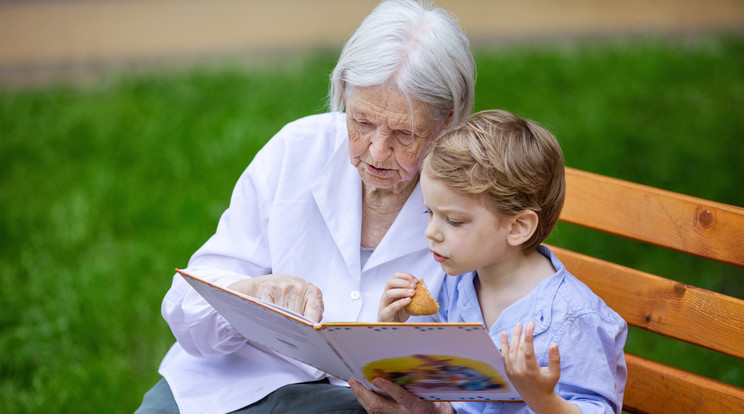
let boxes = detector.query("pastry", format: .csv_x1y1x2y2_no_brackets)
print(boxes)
405,278,439,316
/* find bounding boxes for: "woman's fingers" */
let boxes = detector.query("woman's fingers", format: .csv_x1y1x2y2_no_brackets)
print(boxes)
348,379,392,413
231,274,326,322
301,283,324,322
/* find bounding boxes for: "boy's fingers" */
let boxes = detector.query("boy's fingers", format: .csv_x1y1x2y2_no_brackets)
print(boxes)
389,287,415,299
512,323,523,341
393,272,418,287
548,344,561,379
380,284,415,309
510,323,523,357
500,331,509,351
500,331,510,364
520,321,536,362
524,321,535,340
384,297,411,311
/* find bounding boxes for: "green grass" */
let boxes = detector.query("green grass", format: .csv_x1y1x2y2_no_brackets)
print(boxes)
1,36,742,412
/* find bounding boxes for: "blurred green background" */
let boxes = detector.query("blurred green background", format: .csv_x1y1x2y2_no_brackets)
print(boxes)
1,35,743,412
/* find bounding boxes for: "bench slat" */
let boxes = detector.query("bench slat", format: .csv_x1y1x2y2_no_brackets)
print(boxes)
623,353,744,414
552,167,744,413
560,167,744,267
550,245,744,359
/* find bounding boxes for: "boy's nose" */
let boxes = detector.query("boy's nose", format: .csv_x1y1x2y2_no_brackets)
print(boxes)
424,221,442,242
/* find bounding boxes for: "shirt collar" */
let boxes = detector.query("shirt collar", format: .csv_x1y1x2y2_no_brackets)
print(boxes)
463,245,566,336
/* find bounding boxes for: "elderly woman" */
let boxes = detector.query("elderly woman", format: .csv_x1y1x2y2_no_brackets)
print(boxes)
135,1,475,413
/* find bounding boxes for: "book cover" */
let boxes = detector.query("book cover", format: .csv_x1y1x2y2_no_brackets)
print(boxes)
178,269,521,402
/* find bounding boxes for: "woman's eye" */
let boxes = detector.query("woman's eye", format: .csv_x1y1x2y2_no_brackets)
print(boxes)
396,130,415,145
355,119,373,129
423,209,432,217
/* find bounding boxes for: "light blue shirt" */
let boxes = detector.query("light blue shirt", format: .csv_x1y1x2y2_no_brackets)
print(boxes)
438,246,628,414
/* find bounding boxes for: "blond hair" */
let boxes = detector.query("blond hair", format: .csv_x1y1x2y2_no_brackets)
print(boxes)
422,110,565,251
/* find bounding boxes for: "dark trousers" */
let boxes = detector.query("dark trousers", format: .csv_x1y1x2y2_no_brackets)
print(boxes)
135,377,366,413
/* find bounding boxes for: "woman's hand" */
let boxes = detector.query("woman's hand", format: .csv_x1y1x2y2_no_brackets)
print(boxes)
378,272,418,322
500,322,579,414
228,274,324,323
349,378,454,414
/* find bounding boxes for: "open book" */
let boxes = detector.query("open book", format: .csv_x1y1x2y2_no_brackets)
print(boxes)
178,269,522,402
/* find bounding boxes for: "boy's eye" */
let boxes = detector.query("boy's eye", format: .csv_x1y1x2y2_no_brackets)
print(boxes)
423,209,433,217
446,218,463,227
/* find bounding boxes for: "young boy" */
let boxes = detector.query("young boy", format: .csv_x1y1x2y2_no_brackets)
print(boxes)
378,110,628,413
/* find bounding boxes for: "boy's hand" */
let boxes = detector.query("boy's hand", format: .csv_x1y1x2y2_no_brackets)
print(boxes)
501,322,578,414
378,272,418,322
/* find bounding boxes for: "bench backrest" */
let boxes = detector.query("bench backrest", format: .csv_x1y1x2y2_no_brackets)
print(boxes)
549,167,744,414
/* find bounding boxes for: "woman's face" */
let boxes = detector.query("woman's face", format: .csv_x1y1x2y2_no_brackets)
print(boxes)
346,84,444,192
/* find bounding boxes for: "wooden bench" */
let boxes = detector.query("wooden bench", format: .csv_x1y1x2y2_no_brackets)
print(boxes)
548,167,744,414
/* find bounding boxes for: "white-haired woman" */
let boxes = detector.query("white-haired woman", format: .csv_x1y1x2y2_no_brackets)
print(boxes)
136,1,475,413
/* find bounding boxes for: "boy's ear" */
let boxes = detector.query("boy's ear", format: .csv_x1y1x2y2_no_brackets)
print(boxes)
507,210,539,247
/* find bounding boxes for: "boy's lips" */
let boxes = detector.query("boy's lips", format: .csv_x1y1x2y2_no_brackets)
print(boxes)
431,250,448,263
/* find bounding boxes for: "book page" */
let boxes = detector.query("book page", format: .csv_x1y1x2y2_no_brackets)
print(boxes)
178,270,356,380
321,323,521,402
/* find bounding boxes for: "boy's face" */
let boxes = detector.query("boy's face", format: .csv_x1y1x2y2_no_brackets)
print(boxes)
421,173,513,277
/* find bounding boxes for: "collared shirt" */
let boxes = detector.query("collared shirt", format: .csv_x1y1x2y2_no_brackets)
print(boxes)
439,246,627,414
159,112,445,414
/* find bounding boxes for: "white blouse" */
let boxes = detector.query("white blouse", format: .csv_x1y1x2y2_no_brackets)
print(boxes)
158,112,445,414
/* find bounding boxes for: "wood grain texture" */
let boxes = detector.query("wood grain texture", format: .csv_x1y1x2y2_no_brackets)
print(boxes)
553,168,744,413
622,353,744,414
550,246,744,359
560,167,744,267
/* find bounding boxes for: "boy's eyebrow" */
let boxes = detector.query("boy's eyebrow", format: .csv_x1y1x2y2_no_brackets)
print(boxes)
429,205,471,217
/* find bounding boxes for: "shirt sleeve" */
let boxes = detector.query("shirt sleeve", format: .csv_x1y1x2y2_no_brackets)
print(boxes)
451,307,627,414
161,138,278,357
551,309,628,414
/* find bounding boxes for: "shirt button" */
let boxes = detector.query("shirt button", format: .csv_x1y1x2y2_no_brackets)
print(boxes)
350,291,361,300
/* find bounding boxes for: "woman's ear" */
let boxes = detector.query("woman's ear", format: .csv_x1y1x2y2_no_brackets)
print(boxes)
446,110,454,126
506,210,539,247
440,110,454,131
